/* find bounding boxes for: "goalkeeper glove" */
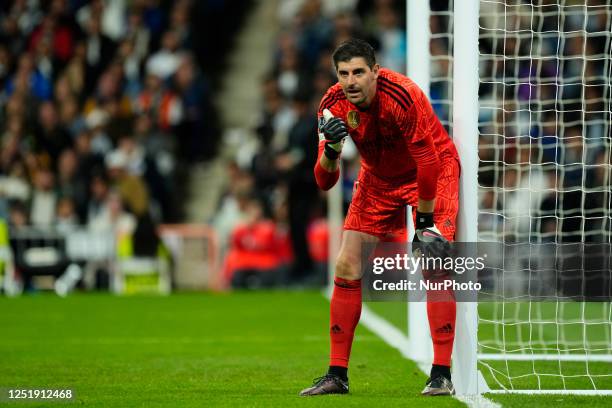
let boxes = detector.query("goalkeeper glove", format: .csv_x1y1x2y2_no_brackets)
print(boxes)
413,211,451,260
321,109,348,160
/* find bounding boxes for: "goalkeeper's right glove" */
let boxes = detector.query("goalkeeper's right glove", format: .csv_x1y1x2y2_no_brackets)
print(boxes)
321,109,348,160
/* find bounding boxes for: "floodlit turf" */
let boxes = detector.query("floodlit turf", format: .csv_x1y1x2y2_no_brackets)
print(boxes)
1,292,610,407
0,291,463,407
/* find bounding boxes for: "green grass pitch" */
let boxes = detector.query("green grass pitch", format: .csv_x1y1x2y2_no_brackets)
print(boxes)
0,292,462,407
0,292,610,407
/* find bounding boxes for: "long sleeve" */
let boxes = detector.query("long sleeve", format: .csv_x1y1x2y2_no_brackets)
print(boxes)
408,132,440,200
403,102,440,200
314,140,340,191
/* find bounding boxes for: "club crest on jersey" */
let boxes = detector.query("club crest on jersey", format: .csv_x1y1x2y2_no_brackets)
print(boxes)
347,110,360,129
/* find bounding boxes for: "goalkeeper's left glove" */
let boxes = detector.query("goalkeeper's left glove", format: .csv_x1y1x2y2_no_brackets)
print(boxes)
413,211,451,260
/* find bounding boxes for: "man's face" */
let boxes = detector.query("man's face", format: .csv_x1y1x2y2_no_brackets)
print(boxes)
336,57,379,107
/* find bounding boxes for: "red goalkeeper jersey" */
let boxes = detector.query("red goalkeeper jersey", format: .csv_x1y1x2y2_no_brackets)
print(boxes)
316,68,459,200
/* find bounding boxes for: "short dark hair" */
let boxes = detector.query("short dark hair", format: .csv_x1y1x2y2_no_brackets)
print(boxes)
332,38,376,69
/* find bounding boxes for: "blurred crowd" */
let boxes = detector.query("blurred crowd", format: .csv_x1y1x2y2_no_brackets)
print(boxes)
214,0,408,287
476,1,611,243
2,0,608,292
0,0,218,236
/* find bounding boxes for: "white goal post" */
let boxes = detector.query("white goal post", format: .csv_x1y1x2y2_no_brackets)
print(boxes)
407,0,483,396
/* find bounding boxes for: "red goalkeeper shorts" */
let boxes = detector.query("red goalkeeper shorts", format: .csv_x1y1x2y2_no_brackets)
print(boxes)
344,157,460,242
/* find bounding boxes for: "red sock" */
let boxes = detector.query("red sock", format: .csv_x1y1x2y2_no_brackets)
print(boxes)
329,277,362,368
427,288,456,367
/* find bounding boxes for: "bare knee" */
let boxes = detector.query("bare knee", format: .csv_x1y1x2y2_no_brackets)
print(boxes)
334,230,377,281
335,256,361,280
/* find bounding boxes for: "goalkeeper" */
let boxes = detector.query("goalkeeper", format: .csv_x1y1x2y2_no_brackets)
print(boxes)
300,39,460,397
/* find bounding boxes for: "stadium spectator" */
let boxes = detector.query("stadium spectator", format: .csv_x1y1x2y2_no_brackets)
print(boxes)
132,113,165,164
212,163,254,260
76,0,125,42
115,134,171,220
82,12,116,94
169,1,192,49
86,172,109,226
105,149,149,217
224,195,285,289
31,31,56,84
146,29,182,80
55,196,78,232
7,52,53,101
132,212,161,257
85,108,112,155
0,116,25,173
7,199,29,228
29,167,57,227
275,89,319,282
34,101,72,170
0,159,30,204
58,94,85,138
124,6,151,60
372,5,405,73
173,53,214,161
28,12,75,65
0,44,12,89
137,70,183,132
61,40,86,99
88,189,135,238
56,148,83,205
116,37,143,98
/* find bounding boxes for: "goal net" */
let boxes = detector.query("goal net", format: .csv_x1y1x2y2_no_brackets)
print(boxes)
418,0,612,395
477,0,611,395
